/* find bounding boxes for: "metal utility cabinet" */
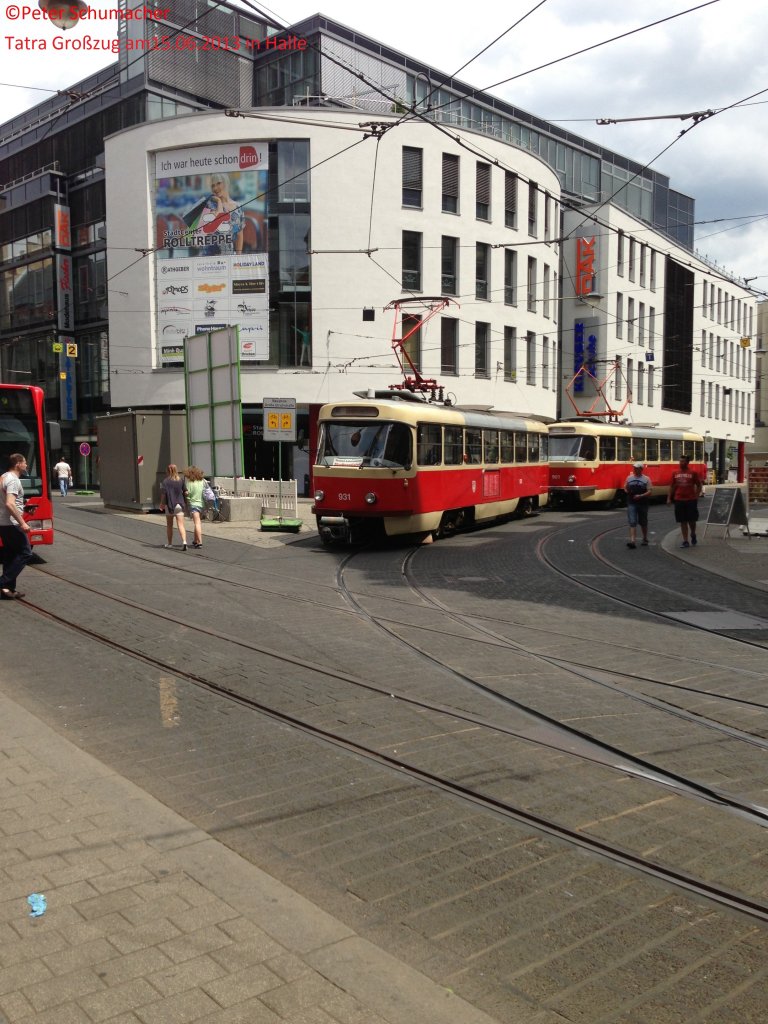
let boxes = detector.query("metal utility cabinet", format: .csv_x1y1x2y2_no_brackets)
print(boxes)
96,410,188,511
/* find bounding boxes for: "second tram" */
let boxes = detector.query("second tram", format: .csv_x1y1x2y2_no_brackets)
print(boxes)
313,392,550,543
548,419,705,506
0,384,56,545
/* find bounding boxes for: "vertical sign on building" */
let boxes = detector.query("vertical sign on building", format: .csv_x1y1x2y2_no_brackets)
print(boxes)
575,237,597,296
572,317,599,393
54,203,77,421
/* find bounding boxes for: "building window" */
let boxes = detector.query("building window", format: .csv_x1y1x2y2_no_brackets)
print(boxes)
542,336,549,389
476,243,490,300
476,162,491,220
627,297,635,344
441,317,457,374
441,236,458,295
648,307,656,351
475,321,490,377
639,244,647,288
526,331,536,385
637,363,644,404
402,147,423,207
700,380,705,416
702,280,708,318
442,154,459,213
504,171,517,228
527,256,536,312
627,357,634,400
543,265,551,318
648,365,654,407
402,231,422,291
649,249,656,291
504,326,516,381
701,330,706,366
504,249,517,305
628,238,636,282
638,302,645,345
402,313,421,371
616,293,623,338
544,194,551,241
617,231,625,276
615,356,622,400
527,181,537,235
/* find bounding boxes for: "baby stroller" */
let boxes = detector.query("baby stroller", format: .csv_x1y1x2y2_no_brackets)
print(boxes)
202,482,223,522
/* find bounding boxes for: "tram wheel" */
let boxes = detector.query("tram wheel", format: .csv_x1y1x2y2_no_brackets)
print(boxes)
610,490,627,508
518,497,535,517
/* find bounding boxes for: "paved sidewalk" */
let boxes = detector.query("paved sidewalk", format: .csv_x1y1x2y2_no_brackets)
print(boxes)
0,692,521,1024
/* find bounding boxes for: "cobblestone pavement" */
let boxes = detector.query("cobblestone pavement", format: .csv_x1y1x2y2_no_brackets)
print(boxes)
1,494,766,1023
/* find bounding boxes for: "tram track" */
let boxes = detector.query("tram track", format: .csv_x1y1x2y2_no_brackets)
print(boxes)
12,572,768,927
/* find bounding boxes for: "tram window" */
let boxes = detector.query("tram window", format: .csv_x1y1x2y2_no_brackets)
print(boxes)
525,433,538,462
499,430,514,463
617,437,632,462
659,438,671,461
580,436,597,461
693,441,703,462
540,433,548,460
599,436,616,461
465,429,482,463
417,423,442,465
672,440,683,461
631,439,645,462
646,438,659,461
317,422,412,468
483,430,499,464
549,435,580,460
683,439,695,459
444,426,463,464
514,432,527,462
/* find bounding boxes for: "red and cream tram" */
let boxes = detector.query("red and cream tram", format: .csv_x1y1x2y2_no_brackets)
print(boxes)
548,419,705,506
312,391,550,544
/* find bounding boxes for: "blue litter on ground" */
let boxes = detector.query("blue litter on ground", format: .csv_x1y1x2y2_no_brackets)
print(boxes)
27,893,46,917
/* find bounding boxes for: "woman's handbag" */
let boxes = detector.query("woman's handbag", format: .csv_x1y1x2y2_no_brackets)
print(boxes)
202,481,216,503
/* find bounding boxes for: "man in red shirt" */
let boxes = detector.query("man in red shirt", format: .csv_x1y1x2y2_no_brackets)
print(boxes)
667,455,703,548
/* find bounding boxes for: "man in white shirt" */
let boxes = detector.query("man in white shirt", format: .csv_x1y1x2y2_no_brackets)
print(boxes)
0,454,33,599
53,458,73,496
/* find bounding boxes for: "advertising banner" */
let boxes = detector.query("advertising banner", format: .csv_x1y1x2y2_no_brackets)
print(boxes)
154,143,270,363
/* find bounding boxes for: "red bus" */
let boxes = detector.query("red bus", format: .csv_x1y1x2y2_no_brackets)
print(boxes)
0,384,57,545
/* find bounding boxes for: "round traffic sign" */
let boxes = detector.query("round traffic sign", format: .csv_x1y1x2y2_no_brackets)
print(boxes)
79,442,91,456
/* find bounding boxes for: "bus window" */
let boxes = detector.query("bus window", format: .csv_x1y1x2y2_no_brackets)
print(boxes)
617,436,631,462
417,423,442,465
465,429,482,464
499,430,514,463
599,436,616,461
683,439,696,458
631,438,645,462
483,430,499,464
646,438,659,461
514,432,527,462
527,433,540,462
444,426,463,464
659,438,671,461
672,440,683,461
580,436,597,461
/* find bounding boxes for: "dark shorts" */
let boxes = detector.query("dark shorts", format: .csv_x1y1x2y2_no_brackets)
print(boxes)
627,502,648,528
674,499,699,523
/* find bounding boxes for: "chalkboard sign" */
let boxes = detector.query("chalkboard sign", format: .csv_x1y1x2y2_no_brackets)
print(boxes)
705,486,748,527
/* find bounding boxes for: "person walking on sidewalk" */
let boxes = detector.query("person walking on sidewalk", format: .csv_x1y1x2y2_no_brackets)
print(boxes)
183,465,205,549
53,457,73,496
160,464,188,551
0,453,33,599
624,461,652,548
668,454,703,548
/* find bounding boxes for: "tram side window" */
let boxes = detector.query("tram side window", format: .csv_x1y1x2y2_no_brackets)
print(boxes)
599,436,616,461
527,432,539,462
483,430,499,464
693,441,703,462
417,423,442,465
617,437,632,462
499,430,514,463
514,432,527,462
580,436,597,461
631,439,645,462
646,438,659,461
659,438,671,461
672,440,683,461
444,426,463,464
540,433,548,460
465,428,482,463
683,439,696,459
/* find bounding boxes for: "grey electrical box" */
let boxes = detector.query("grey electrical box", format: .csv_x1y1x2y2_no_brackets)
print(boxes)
96,410,188,511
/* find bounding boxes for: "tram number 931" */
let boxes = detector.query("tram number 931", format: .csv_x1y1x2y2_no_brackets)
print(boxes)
338,492,352,501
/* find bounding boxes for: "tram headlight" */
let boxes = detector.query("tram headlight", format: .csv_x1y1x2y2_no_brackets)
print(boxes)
314,490,325,501
364,492,377,505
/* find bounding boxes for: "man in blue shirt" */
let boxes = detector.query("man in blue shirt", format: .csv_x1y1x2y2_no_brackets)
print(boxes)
625,461,652,549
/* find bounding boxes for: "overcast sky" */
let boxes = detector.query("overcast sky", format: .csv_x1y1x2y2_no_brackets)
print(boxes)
3,0,766,290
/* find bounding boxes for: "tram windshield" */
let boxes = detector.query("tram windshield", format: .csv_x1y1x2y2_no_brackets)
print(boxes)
317,422,412,469
0,408,43,496
549,435,597,461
